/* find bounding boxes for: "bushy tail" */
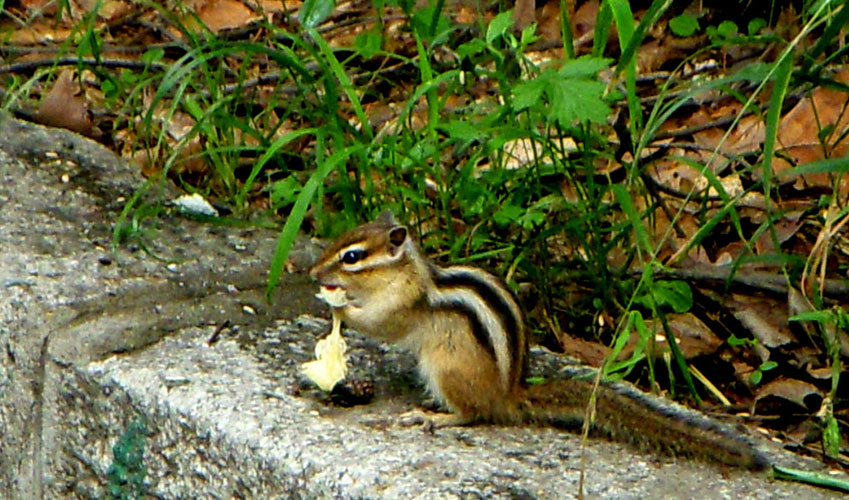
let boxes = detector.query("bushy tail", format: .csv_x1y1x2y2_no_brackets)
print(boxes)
523,375,769,469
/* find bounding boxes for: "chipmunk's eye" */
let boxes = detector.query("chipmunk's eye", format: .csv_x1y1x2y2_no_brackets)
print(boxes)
341,249,366,264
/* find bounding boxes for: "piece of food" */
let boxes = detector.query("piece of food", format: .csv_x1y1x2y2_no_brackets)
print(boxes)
315,285,348,308
301,311,348,391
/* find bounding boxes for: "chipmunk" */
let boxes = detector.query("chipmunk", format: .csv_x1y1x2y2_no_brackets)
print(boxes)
309,211,769,469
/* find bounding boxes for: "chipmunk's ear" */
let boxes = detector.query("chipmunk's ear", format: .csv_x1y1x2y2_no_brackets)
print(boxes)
388,226,408,249
376,210,397,227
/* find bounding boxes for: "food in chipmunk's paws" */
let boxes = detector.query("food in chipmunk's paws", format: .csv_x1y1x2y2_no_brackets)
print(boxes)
301,312,347,391
315,284,348,308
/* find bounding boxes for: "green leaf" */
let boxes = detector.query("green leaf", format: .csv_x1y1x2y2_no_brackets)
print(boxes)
412,4,451,41
512,58,612,126
727,335,746,347
717,20,738,38
457,38,486,58
652,280,693,313
512,73,548,111
142,48,165,65
520,22,539,47
355,28,383,59
494,203,524,226
270,176,302,208
669,14,699,37
487,10,514,44
299,0,334,28
558,56,613,78
101,79,118,98
182,95,204,121
760,360,778,372
747,17,766,35
824,413,842,457
635,280,692,313
518,208,545,229
549,78,610,125
612,183,651,254
440,120,485,142
789,310,835,323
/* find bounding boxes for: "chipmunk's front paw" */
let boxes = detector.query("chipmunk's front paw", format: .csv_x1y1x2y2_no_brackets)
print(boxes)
397,410,472,430
397,409,431,429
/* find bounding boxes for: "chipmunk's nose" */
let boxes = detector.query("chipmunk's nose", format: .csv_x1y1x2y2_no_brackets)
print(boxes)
308,260,323,280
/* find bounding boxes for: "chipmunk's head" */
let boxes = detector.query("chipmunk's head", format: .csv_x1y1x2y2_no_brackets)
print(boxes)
309,211,423,326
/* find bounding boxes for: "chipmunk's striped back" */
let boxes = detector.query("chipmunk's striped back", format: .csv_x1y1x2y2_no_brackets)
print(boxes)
426,263,527,393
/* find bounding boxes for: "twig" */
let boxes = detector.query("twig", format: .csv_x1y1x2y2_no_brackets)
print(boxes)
0,56,168,74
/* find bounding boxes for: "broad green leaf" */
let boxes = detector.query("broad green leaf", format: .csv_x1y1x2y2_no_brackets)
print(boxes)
824,413,842,457
457,38,486,58
669,14,699,37
549,78,610,125
747,18,766,35
512,74,548,111
717,20,738,38
299,0,334,29
142,48,165,65
487,10,514,44
355,28,383,59
270,176,302,208
652,280,693,313
557,56,613,78
440,120,485,142
494,203,524,226
512,58,612,126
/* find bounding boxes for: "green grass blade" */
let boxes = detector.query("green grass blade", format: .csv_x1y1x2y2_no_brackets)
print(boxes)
612,184,651,256
762,53,793,205
307,27,373,140
801,2,849,74
592,1,613,58
559,0,574,59
617,0,672,76
774,465,849,492
235,128,319,209
608,0,642,135
267,144,364,297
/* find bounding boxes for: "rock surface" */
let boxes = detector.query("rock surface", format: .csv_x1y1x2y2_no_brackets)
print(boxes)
0,115,842,499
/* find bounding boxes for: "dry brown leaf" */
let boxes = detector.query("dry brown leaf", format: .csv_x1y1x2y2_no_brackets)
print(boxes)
557,334,611,367
806,366,837,381
690,107,765,163
572,0,597,39
754,212,804,255
726,295,794,349
35,69,92,135
18,0,58,14
195,0,258,33
8,23,74,44
754,377,822,412
512,0,536,32
774,68,849,192
536,0,563,47
651,312,722,359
